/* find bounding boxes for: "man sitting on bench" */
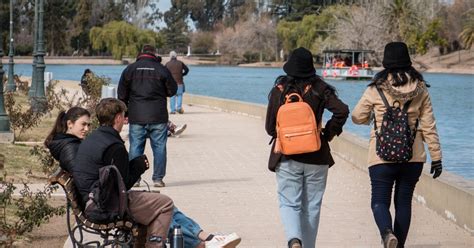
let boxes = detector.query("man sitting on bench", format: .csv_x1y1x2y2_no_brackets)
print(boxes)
72,98,173,247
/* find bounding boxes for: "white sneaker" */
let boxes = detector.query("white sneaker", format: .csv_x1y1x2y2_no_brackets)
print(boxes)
205,233,241,248
172,124,187,137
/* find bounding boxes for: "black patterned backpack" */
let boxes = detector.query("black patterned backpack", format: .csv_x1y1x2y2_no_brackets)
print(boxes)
374,87,418,162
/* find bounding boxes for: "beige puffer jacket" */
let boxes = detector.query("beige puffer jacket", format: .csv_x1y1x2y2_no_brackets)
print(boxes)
351,76,442,167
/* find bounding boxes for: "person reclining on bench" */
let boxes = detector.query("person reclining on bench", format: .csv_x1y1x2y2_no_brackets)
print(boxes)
45,103,241,248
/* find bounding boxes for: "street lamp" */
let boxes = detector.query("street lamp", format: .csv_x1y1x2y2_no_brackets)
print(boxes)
0,29,14,142
32,0,46,112
28,0,39,97
6,0,16,92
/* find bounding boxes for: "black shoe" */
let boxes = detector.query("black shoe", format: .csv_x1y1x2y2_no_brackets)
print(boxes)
288,238,302,248
382,229,398,248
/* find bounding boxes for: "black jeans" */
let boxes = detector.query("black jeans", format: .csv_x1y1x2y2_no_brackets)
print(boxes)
369,162,423,247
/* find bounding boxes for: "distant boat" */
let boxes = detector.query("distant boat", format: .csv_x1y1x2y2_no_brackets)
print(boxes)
322,49,375,80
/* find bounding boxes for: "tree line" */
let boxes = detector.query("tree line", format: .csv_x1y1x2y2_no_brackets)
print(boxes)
0,0,472,64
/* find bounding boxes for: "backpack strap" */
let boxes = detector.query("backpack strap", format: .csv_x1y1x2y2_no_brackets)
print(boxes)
277,82,323,131
374,86,390,131
314,85,326,131
402,100,413,112
376,86,391,110
374,87,419,133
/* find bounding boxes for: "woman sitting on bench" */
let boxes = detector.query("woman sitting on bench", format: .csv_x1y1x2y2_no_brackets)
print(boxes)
44,106,241,248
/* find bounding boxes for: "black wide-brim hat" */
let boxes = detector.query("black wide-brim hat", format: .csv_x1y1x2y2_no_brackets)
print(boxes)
382,42,412,69
283,47,316,78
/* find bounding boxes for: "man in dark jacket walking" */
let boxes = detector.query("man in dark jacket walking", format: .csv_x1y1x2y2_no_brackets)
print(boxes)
118,45,177,187
166,51,189,114
72,98,174,247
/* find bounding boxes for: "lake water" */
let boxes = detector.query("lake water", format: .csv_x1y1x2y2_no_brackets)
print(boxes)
12,64,474,180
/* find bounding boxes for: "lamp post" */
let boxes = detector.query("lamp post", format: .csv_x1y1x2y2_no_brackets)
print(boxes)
6,0,16,92
32,0,46,112
0,30,14,142
28,0,39,97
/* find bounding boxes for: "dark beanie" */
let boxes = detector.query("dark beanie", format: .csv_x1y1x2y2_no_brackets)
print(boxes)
382,42,412,69
142,44,156,54
283,47,316,78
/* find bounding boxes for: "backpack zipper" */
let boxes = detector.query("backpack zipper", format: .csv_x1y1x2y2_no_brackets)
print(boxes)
284,130,313,138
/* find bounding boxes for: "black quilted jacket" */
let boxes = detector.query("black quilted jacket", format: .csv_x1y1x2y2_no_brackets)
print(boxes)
47,133,81,172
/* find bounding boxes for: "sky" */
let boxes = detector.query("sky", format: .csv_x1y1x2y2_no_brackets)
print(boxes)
157,1,171,12
155,0,195,30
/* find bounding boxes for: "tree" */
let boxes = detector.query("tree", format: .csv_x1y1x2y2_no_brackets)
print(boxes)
71,0,93,54
415,19,448,54
335,3,390,61
44,0,76,55
187,0,225,31
277,5,349,55
90,0,124,27
459,9,474,49
123,0,163,29
223,0,256,27
277,20,299,53
216,17,277,62
191,31,215,54
382,0,418,41
0,0,23,52
162,4,190,53
89,21,163,60
161,0,225,32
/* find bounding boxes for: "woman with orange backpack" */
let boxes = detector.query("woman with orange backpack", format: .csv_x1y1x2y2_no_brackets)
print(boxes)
265,47,349,248
352,42,442,248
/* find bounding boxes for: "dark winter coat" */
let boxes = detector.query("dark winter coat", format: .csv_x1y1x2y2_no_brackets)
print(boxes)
47,133,81,172
118,53,177,124
265,77,349,172
72,126,145,205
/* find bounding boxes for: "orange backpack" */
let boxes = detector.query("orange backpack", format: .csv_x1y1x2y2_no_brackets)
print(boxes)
274,85,321,155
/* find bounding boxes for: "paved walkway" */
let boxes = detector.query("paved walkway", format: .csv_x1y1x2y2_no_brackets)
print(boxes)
122,104,472,247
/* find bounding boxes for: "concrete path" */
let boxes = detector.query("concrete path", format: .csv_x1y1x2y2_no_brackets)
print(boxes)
123,104,472,248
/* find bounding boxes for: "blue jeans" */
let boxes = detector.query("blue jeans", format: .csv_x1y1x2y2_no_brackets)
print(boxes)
170,85,184,112
276,159,329,248
129,123,168,181
369,162,423,247
168,207,202,248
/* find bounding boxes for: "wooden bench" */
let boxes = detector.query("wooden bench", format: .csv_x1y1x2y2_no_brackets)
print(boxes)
48,168,139,247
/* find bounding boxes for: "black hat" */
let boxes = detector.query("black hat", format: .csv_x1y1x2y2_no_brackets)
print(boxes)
142,44,156,54
283,47,316,78
382,42,412,69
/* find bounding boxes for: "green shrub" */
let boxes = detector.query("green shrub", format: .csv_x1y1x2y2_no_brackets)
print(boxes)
0,178,65,247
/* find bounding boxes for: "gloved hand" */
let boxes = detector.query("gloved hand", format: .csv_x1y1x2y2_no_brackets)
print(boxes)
321,128,333,142
430,160,442,179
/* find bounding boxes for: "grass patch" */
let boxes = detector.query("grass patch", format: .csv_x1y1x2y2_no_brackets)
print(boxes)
16,111,58,142
0,92,59,182
5,93,58,142
0,143,48,183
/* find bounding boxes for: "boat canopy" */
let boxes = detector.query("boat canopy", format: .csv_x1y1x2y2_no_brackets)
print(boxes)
322,49,375,68
323,49,375,54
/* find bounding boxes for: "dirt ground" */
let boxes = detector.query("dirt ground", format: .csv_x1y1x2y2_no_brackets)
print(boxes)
13,198,69,248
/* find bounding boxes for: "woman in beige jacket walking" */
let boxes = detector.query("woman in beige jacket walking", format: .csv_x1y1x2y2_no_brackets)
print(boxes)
352,42,442,248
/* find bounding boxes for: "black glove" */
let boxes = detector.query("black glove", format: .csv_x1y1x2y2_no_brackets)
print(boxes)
430,160,442,179
130,154,150,172
321,128,333,142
